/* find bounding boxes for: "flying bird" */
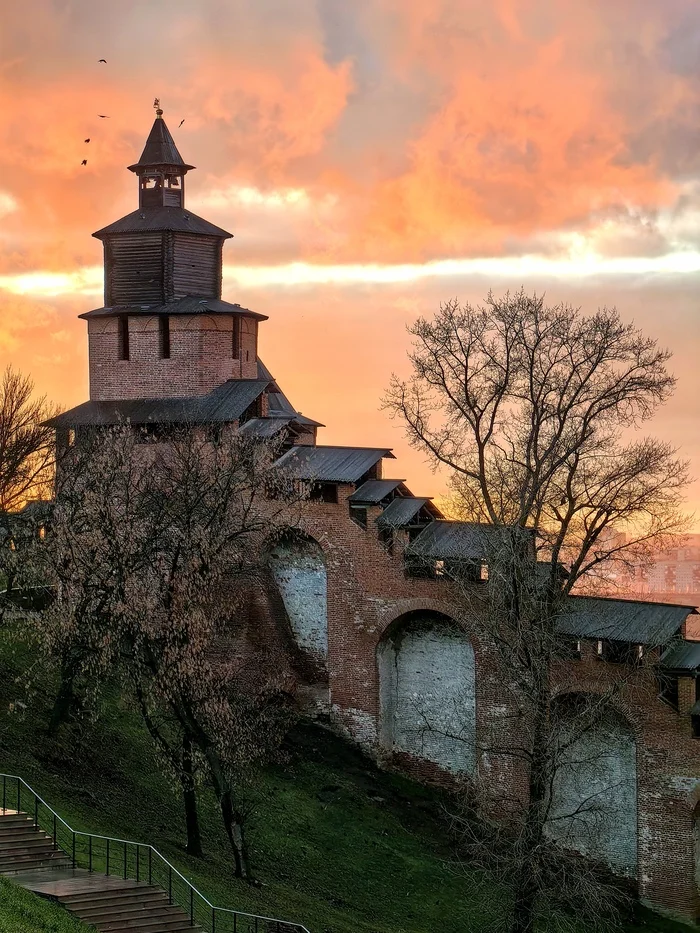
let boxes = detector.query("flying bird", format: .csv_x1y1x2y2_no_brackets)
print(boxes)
84,138,90,143
178,119,185,128
98,59,107,63
97,114,109,118
81,159,88,166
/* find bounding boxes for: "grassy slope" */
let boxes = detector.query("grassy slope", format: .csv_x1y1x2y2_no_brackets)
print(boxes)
0,877,91,933
0,636,690,933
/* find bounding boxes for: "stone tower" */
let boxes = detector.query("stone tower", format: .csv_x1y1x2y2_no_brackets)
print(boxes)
83,105,265,401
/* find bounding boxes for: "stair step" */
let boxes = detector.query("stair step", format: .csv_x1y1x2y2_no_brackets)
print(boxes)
0,861,71,874
0,814,34,827
62,885,164,906
97,921,202,933
96,925,200,933
0,827,48,840
0,847,60,862
0,846,63,860
77,903,191,925
0,851,70,873
71,894,170,916
0,836,58,850
96,917,199,933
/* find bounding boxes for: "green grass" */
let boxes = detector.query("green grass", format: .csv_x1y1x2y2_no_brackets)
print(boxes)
0,876,91,933
0,633,692,933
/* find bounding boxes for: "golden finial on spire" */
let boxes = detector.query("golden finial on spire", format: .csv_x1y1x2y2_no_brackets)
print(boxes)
153,97,163,118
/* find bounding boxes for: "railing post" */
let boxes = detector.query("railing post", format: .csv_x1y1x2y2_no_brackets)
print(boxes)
33,795,38,829
212,908,216,933
88,836,92,872
168,866,172,904
53,813,57,849
135,844,139,883
190,887,194,924
123,841,127,879
148,847,152,885
106,838,110,876
71,831,76,868
16,777,20,814
2,774,6,813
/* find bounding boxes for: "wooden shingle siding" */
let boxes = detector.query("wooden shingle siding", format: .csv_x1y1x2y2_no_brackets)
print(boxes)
107,233,164,306
172,233,220,298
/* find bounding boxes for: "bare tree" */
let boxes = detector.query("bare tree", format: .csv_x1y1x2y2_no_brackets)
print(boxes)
0,367,57,512
32,423,303,876
384,291,691,933
0,367,58,624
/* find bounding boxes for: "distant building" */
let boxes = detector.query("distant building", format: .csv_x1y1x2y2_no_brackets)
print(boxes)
46,109,700,923
597,534,700,638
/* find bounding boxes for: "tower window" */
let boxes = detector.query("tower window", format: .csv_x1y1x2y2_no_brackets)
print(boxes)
310,483,338,504
118,316,130,361
159,316,170,359
350,505,368,528
232,317,241,360
657,672,679,710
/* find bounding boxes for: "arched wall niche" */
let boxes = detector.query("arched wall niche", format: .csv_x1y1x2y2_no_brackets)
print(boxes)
693,802,700,904
378,610,476,775
547,693,638,877
267,530,328,662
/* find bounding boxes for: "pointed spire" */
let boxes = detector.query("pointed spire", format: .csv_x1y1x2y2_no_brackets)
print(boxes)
127,102,194,173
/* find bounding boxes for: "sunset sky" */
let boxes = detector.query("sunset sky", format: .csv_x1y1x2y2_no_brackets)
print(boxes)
1,0,699,521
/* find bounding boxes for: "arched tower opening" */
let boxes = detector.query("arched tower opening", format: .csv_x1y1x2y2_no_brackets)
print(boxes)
268,532,328,663
548,695,638,877
693,802,700,905
378,610,476,775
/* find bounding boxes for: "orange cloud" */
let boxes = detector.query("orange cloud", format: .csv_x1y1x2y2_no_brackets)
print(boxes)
3,0,700,271
1,0,699,524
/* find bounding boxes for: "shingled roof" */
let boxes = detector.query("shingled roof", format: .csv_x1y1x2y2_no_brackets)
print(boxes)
407,521,503,560
348,480,406,504
45,380,270,429
557,597,696,646
92,207,232,240
275,446,395,483
238,417,293,438
79,297,267,321
659,640,700,672
377,497,434,528
127,115,194,171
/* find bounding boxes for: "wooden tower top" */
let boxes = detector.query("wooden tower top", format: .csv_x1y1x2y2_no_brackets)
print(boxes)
126,102,195,210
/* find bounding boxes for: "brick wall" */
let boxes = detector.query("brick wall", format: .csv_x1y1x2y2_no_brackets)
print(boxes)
267,487,700,922
88,313,258,401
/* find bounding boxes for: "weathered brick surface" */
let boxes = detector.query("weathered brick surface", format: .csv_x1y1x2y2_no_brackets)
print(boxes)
276,489,700,922
88,314,258,401
81,303,700,918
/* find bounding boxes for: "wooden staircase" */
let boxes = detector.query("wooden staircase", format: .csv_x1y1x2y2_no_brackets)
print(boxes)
0,811,70,873
0,811,201,932
0,772,310,933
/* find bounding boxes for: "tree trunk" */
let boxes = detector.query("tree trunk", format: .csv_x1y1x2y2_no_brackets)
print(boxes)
48,661,78,735
220,787,250,879
203,747,250,879
181,734,203,858
511,682,550,933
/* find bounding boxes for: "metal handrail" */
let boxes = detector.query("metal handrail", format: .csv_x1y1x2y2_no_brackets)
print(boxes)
0,772,312,933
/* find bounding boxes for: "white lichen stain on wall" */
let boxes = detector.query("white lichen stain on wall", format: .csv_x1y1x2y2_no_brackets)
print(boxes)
548,710,638,877
269,539,328,659
332,705,377,748
379,620,476,775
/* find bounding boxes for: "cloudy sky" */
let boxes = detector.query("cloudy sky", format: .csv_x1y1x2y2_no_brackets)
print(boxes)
1,0,699,519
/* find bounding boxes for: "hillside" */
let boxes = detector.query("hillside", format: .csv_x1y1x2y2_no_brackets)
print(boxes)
0,634,688,933
0,876,91,933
